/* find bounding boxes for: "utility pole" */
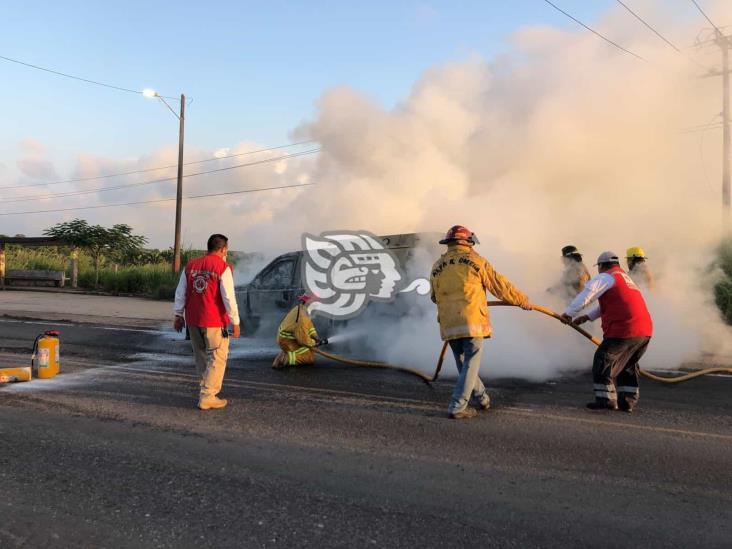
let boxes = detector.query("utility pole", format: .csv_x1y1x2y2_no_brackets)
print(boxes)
699,29,732,233
719,31,731,233
173,94,186,273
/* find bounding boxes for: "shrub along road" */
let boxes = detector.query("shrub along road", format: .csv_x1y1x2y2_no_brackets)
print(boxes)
1,317,731,548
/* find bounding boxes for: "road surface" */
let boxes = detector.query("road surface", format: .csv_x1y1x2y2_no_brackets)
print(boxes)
1,316,731,548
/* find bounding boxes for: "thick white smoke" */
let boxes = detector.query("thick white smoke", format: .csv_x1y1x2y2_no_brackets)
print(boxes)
6,1,732,379
256,0,732,379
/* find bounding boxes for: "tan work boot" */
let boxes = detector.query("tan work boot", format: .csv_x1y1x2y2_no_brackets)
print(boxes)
198,396,228,410
448,408,478,420
272,352,287,369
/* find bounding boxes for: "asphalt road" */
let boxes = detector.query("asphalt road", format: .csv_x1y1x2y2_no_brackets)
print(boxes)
1,317,731,548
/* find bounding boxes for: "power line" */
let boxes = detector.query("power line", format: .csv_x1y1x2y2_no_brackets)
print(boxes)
3,149,321,204
689,0,724,34
0,53,177,99
680,123,723,134
0,182,314,217
0,140,317,190
614,0,680,52
542,0,645,60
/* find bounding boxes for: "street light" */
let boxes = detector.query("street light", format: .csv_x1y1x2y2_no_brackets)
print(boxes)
145,89,186,273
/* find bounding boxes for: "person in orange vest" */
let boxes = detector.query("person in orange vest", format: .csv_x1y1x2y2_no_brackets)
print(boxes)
430,225,532,420
174,234,240,410
272,294,326,368
562,251,653,413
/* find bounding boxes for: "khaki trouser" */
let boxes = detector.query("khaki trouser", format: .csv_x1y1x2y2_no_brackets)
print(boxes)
189,326,230,399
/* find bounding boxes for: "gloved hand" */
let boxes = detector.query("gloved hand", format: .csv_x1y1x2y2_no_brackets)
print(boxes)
559,313,573,324
572,315,590,326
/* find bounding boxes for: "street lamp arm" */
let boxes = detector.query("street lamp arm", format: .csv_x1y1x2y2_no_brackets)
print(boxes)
157,95,182,120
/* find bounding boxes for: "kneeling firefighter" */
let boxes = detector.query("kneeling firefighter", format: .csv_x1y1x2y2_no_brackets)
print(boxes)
272,294,327,368
430,225,532,420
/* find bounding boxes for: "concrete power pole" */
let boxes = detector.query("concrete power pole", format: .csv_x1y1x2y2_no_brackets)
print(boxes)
173,94,186,273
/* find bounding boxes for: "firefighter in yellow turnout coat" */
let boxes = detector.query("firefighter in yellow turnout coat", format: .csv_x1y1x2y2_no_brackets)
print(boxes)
431,225,532,419
273,294,322,368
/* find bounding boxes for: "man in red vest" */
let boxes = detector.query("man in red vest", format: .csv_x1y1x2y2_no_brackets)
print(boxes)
561,251,653,413
173,234,240,410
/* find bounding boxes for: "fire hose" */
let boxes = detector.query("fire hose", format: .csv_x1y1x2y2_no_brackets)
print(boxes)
311,347,434,384
431,301,732,384
309,301,732,385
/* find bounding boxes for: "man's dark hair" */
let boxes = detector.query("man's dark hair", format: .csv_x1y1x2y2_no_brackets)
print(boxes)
207,234,228,252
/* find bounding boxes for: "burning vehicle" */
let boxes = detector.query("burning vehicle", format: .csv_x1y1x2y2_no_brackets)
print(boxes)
235,232,438,335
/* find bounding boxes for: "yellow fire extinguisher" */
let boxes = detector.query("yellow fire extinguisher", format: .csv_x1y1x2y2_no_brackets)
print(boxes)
32,330,60,379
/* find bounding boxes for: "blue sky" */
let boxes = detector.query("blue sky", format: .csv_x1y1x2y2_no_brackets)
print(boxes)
0,0,619,175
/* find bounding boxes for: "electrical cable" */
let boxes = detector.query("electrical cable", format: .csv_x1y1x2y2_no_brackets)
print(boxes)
614,0,681,52
2,148,320,204
0,182,313,217
0,140,316,190
680,122,723,133
0,53,177,99
542,0,645,60
613,0,712,71
689,0,724,35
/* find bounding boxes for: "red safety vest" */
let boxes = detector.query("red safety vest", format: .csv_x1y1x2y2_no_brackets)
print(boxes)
184,253,230,328
598,266,653,338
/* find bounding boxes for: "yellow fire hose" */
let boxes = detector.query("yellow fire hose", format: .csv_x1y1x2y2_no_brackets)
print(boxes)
311,347,434,384
430,301,732,384
309,300,732,385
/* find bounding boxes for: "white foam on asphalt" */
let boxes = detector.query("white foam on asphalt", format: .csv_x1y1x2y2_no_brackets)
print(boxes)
1,367,110,392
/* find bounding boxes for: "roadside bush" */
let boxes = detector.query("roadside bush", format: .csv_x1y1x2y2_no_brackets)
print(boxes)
714,238,732,325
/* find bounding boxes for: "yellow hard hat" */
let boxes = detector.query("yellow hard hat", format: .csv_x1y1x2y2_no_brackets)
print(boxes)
626,246,647,259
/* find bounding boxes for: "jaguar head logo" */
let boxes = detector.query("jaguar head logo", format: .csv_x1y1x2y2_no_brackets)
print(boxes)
302,231,426,319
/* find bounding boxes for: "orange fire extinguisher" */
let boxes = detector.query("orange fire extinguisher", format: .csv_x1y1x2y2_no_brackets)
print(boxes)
32,330,60,379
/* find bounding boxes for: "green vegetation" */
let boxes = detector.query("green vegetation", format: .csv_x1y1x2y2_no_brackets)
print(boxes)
4,245,205,298
714,238,732,325
44,219,148,287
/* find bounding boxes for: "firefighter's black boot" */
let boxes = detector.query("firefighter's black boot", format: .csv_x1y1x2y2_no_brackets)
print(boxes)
586,398,618,411
618,399,635,414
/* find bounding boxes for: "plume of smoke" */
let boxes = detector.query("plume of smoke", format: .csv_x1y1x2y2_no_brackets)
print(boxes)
7,1,732,378
267,0,732,378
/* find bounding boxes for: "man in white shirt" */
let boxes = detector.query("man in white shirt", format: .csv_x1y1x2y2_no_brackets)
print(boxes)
561,251,653,413
174,234,240,410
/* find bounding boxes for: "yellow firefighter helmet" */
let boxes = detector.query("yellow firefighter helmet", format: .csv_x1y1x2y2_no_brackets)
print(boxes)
626,246,647,259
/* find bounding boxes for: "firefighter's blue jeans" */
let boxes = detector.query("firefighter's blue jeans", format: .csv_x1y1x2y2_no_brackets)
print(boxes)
448,337,489,413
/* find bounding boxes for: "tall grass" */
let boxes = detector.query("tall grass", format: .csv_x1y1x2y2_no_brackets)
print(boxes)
76,264,179,298
5,247,74,272
5,246,191,299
